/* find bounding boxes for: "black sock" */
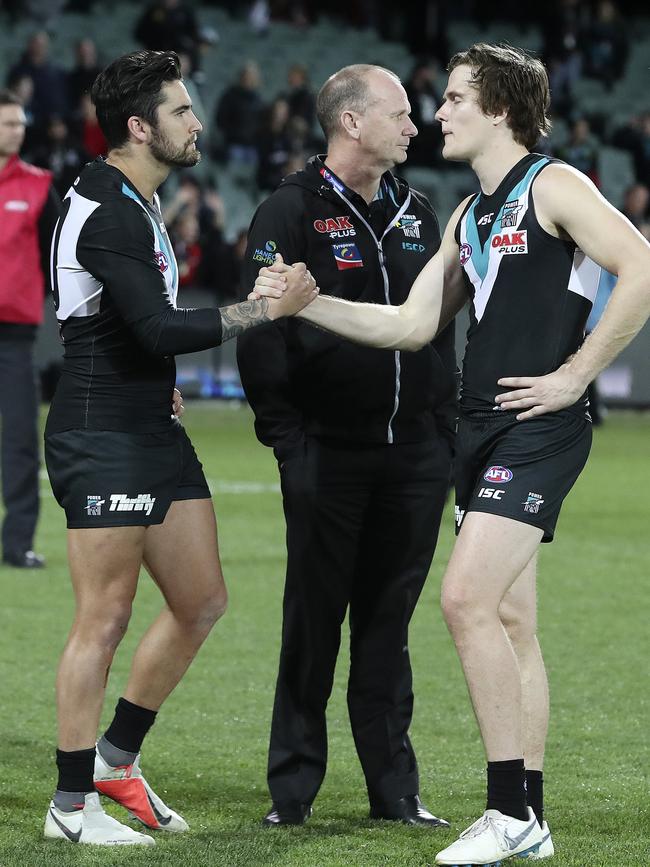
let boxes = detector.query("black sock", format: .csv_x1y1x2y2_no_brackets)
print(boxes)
102,697,157,755
525,769,544,828
486,759,528,820
55,747,95,794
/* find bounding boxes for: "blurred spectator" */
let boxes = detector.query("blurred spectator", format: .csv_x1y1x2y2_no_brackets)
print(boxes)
249,0,270,36
256,97,291,192
170,210,204,288
0,88,60,568
540,0,587,118
134,0,205,73
214,61,265,164
8,75,38,151
404,59,443,167
16,0,66,28
7,31,68,138
621,183,650,232
580,0,628,89
213,228,247,303
29,116,89,197
283,64,315,127
67,39,102,115
611,111,650,188
76,93,107,158
556,117,600,187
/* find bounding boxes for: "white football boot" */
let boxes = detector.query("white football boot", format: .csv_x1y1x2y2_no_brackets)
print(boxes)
94,749,188,832
44,791,155,845
529,821,554,859
435,807,543,865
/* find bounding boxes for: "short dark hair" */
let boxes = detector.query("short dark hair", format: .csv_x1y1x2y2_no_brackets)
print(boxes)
0,89,21,109
448,43,551,150
316,64,400,141
91,50,182,149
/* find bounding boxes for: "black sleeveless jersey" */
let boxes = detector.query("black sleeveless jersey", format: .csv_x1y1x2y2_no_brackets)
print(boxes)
46,159,222,435
455,154,603,415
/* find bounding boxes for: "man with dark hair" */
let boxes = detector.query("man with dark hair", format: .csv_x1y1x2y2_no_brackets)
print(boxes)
254,43,650,864
238,63,455,828
0,88,59,569
43,49,316,847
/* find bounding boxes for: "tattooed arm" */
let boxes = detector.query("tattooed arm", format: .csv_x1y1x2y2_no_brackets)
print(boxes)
219,262,318,343
220,297,272,342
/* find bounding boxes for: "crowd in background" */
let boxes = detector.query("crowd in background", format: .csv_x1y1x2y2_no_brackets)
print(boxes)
2,0,650,304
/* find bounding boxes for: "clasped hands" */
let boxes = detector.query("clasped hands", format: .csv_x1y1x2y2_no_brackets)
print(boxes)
249,253,318,314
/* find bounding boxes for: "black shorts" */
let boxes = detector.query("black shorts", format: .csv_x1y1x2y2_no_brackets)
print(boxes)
454,409,592,542
45,421,211,529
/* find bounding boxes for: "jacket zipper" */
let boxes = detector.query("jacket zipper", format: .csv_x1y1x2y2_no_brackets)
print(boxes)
332,186,412,443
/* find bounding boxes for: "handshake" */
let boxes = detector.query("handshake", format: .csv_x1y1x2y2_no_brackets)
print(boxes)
249,253,319,319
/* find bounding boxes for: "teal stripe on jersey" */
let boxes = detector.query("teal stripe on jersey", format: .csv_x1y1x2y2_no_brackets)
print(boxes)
121,182,178,292
466,156,550,281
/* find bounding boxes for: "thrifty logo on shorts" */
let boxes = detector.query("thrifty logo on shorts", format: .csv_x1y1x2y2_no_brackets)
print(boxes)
109,493,156,515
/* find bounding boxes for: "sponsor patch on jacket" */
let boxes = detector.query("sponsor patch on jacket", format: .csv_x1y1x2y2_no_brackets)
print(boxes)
332,243,363,270
396,214,421,238
252,240,278,266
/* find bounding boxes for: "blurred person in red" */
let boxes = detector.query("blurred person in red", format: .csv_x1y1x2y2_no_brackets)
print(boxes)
0,89,60,568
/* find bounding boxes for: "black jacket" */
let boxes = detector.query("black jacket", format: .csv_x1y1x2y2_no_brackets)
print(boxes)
237,156,457,460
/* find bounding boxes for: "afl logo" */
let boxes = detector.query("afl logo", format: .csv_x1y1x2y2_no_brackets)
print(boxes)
484,466,513,484
459,243,472,265
155,251,169,273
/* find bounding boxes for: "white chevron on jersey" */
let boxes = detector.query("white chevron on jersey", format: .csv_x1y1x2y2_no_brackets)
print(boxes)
567,250,601,303
52,188,103,320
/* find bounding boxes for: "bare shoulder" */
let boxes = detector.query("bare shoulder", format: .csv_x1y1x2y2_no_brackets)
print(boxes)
534,162,596,201
532,163,602,237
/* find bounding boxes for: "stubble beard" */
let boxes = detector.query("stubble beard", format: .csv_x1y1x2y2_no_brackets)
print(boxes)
150,126,201,168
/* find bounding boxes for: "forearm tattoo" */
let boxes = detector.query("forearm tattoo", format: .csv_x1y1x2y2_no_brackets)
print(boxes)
220,297,271,342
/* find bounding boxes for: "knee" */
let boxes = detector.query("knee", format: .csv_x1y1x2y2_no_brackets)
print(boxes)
440,581,487,638
74,600,133,657
499,600,535,649
182,584,228,636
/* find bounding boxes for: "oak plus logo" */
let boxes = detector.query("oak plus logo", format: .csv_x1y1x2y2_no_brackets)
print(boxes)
313,216,356,239
491,231,528,255
109,493,156,516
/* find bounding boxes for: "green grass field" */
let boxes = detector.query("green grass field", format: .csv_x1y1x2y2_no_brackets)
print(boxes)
0,404,648,867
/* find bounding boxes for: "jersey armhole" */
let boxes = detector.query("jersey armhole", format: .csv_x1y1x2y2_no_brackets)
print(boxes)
454,194,478,245
528,161,576,249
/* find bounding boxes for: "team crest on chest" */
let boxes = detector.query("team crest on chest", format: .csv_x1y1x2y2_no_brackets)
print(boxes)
500,199,523,229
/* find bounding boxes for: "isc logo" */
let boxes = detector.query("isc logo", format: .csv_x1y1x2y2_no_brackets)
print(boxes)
484,466,513,483
478,487,504,500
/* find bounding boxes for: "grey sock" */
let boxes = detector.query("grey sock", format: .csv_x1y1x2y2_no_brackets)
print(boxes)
53,790,89,812
97,735,137,768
